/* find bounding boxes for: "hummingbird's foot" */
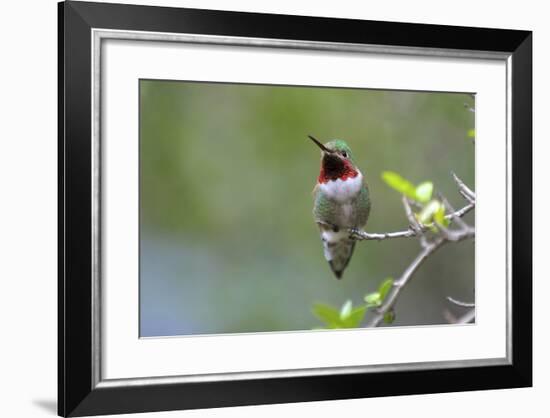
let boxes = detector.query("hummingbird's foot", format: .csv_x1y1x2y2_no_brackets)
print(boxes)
349,228,362,240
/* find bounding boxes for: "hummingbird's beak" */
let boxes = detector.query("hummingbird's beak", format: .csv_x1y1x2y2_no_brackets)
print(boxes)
308,135,334,153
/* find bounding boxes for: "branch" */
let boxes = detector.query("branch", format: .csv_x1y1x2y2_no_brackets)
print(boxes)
447,296,475,308
367,222,474,327
349,202,474,242
451,202,475,219
435,194,475,241
366,237,445,327
464,103,475,113
360,174,476,327
350,229,416,241
452,172,476,203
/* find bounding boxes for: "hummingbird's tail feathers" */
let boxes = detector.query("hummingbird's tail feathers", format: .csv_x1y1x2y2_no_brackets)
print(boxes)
328,240,355,279
320,227,356,279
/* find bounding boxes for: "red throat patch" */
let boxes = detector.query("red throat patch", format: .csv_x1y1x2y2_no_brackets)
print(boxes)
318,156,358,184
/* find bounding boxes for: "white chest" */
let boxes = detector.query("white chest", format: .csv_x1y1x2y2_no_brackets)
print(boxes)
319,172,363,203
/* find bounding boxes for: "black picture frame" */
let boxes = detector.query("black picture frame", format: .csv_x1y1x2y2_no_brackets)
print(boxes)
58,1,532,416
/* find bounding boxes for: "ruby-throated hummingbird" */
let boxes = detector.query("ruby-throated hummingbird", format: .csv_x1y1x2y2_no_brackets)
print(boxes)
309,135,370,279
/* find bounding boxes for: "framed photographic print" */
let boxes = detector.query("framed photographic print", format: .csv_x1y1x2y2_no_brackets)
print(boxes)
58,1,532,416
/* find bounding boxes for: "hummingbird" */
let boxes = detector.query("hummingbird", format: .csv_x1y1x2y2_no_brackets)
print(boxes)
309,135,370,279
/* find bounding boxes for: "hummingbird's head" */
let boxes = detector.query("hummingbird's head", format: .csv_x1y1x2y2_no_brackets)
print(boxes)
308,135,358,183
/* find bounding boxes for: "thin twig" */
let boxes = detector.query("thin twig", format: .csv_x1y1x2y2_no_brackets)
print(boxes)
350,229,416,241
451,202,475,219
447,296,475,308
438,192,467,230
452,172,476,202
436,194,474,242
463,103,475,113
405,196,428,247
403,196,422,234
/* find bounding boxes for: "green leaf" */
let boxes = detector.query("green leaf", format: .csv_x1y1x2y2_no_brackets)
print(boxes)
339,300,353,321
383,310,396,324
313,301,367,329
381,171,417,200
467,129,475,138
312,303,341,328
364,292,382,308
341,306,367,328
415,181,433,203
378,278,394,301
434,203,450,227
418,200,441,225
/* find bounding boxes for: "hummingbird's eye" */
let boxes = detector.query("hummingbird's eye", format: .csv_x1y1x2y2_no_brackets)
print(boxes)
341,151,348,158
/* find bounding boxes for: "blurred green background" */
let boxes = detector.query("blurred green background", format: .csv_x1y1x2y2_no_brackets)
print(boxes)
139,79,475,337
